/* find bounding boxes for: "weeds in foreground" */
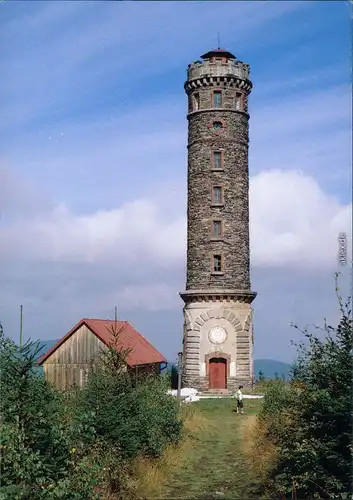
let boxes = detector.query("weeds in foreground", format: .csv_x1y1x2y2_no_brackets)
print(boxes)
132,405,208,499
244,276,353,499
0,322,184,500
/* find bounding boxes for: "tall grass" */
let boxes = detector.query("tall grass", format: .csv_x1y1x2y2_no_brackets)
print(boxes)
243,297,353,499
242,414,278,488
132,404,208,499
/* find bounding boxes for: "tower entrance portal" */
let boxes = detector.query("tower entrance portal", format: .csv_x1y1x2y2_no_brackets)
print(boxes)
209,357,227,389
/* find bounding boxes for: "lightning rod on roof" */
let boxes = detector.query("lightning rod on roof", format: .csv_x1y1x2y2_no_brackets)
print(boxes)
217,31,220,49
114,305,118,323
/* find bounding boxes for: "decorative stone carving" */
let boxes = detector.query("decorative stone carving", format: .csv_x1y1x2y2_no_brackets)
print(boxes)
208,326,227,344
242,310,252,331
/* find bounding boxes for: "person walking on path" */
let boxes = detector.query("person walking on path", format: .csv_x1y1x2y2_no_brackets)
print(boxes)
235,385,244,414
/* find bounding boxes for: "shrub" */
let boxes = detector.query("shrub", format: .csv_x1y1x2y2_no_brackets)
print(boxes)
258,379,295,446
0,326,96,499
0,320,184,499
253,278,353,499
67,321,184,497
73,344,183,461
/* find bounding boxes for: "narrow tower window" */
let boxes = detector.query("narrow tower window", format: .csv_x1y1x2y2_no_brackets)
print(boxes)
213,91,222,108
235,92,242,111
212,186,223,205
212,151,223,169
193,93,200,111
213,254,223,273
212,220,222,237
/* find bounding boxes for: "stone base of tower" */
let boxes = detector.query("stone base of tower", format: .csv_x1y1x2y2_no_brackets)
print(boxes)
180,289,256,393
189,376,253,393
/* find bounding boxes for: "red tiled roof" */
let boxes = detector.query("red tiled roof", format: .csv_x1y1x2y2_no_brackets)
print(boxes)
37,318,167,367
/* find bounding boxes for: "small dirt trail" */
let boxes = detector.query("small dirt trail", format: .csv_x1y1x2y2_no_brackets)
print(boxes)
161,398,261,500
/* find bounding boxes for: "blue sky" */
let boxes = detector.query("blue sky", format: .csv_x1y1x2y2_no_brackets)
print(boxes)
1,1,352,363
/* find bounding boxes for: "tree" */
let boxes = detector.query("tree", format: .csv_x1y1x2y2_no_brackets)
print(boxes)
170,364,179,389
0,320,184,499
73,320,183,460
260,275,353,499
0,325,95,499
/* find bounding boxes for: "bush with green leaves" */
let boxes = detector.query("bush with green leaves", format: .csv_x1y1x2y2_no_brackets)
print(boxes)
259,279,353,499
73,323,183,461
258,379,295,447
0,325,98,499
0,320,184,499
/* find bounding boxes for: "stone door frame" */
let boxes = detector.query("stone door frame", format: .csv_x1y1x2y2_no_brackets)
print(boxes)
205,351,231,377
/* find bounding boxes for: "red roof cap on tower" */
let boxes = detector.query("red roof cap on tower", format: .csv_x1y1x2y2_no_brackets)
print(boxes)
201,48,236,60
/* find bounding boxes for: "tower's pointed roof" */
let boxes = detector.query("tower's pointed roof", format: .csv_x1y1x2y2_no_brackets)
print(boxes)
201,48,236,60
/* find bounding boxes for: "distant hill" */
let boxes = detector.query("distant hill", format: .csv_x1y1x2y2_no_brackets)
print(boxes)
31,339,57,360
254,359,292,380
166,358,292,380
33,341,292,380
28,339,57,374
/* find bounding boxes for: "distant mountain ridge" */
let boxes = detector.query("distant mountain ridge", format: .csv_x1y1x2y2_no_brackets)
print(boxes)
35,340,292,380
165,358,292,379
254,359,292,379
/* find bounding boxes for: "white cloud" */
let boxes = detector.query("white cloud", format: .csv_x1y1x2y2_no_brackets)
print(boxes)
117,283,179,312
0,162,53,220
250,170,352,269
1,169,350,276
0,198,186,268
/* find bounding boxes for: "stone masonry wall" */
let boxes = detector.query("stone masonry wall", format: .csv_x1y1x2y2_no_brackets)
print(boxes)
186,110,250,290
185,56,252,292
182,300,254,391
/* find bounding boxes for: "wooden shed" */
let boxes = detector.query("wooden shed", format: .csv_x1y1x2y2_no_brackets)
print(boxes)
37,318,167,391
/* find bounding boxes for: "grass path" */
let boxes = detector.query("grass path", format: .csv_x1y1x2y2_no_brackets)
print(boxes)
160,398,262,500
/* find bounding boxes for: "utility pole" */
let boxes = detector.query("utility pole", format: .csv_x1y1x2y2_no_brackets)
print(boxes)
19,305,23,348
177,351,183,399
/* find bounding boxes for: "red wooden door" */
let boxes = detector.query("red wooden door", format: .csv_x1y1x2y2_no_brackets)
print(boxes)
209,358,227,389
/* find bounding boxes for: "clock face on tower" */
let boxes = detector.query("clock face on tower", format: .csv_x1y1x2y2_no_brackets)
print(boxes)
208,326,227,344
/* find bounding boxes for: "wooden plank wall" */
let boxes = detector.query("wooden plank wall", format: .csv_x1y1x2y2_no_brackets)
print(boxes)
42,324,162,391
43,325,107,391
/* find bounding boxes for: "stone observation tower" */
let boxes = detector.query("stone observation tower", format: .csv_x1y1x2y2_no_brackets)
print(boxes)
180,48,256,392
